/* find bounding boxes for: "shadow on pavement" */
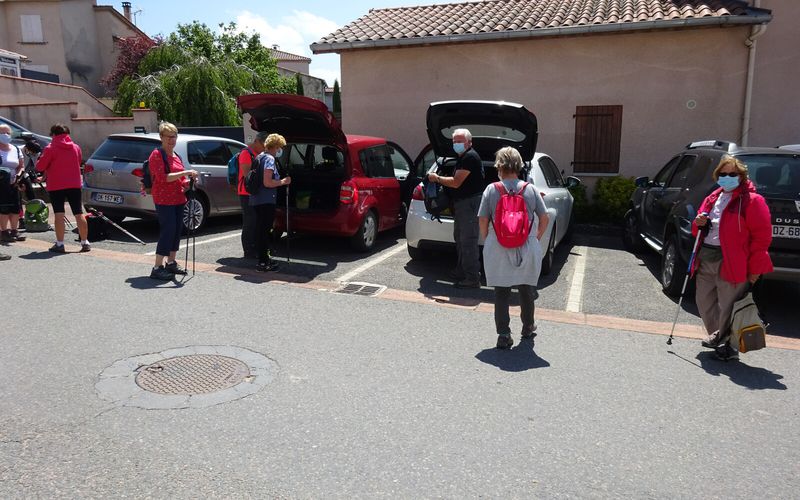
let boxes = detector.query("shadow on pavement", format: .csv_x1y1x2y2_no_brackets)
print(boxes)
17,250,67,260
668,350,787,390
475,338,551,372
125,276,184,289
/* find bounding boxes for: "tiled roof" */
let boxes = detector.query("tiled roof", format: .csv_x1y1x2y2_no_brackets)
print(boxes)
311,0,771,53
269,48,311,62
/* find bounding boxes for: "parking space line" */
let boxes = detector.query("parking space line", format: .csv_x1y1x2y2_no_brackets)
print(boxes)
336,242,406,283
565,246,587,313
143,231,243,255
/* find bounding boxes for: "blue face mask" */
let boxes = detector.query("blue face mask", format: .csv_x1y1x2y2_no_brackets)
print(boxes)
453,142,466,155
717,175,740,192
0,133,11,145
275,148,283,159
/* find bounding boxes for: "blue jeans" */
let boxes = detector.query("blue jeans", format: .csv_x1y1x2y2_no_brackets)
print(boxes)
155,204,183,257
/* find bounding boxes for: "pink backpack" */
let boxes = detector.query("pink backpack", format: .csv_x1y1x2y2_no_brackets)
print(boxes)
492,181,531,248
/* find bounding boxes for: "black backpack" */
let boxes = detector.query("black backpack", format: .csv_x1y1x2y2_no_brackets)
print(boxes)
244,154,264,195
423,177,451,223
141,148,171,194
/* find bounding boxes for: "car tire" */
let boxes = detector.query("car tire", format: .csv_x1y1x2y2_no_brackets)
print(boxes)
622,209,645,252
407,243,428,260
541,224,556,275
351,210,378,252
183,192,208,233
661,235,687,297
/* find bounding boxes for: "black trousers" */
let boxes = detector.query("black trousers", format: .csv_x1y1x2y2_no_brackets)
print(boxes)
239,195,257,256
494,285,538,336
253,203,276,265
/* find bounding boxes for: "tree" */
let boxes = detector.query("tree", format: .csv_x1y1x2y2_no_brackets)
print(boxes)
295,73,304,96
333,79,341,114
113,21,296,126
100,35,157,94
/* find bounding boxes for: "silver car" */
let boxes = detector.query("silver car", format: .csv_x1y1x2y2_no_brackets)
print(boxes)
405,101,580,275
82,133,246,230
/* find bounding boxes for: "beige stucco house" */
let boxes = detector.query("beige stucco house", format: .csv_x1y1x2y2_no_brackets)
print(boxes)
270,46,327,103
311,0,799,184
0,0,147,96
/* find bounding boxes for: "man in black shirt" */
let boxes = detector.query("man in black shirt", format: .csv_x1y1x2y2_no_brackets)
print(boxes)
427,128,483,288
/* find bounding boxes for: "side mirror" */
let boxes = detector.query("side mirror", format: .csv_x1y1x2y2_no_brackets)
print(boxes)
635,176,650,188
565,176,581,188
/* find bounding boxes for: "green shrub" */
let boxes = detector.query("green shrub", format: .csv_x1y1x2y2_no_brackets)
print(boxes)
567,183,595,224
593,176,636,224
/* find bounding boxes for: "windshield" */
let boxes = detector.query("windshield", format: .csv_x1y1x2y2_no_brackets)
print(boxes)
91,138,159,163
440,124,526,143
742,155,800,197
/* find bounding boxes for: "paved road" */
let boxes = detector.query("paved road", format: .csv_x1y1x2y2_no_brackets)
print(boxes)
1,230,799,498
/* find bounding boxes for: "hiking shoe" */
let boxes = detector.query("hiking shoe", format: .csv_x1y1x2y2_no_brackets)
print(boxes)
10,230,25,242
49,243,66,253
496,334,514,349
165,261,187,275
79,243,91,253
454,279,480,289
256,261,280,272
0,231,13,242
149,265,173,281
713,345,740,362
701,333,723,349
0,253,10,261
521,325,538,339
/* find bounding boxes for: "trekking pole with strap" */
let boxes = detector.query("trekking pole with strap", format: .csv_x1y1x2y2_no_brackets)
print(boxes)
184,177,197,276
86,208,146,245
285,182,290,264
667,215,709,345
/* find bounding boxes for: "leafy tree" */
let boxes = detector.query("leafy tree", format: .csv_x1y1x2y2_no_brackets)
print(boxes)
100,35,157,93
295,73,304,96
114,21,295,126
332,79,341,114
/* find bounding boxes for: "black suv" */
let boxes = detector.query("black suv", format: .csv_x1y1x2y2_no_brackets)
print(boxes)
623,140,800,296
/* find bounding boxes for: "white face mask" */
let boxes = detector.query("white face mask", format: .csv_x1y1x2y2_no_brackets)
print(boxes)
0,133,11,145
275,148,283,158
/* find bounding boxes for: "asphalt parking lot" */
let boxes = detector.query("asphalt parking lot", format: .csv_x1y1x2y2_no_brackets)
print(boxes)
15,213,799,339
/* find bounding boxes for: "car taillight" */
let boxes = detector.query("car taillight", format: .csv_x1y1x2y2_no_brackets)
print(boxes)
131,168,144,178
83,163,94,174
340,181,358,204
411,183,424,200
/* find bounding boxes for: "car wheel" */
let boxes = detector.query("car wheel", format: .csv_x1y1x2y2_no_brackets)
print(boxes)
622,209,645,252
407,243,428,260
661,235,687,297
183,193,208,233
541,224,556,275
351,210,378,252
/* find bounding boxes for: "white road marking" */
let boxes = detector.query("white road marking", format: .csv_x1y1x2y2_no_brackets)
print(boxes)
565,246,587,313
144,231,243,255
336,242,407,283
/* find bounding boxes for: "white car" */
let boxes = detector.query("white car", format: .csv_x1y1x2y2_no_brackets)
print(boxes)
405,100,580,274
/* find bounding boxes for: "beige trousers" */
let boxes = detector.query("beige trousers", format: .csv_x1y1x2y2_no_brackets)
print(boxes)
695,257,748,347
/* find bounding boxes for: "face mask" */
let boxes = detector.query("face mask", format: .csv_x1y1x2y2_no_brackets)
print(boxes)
275,148,283,159
453,142,466,155
717,175,740,192
0,134,11,145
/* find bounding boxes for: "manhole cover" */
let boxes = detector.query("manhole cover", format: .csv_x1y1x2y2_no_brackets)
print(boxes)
135,354,250,395
333,282,386,297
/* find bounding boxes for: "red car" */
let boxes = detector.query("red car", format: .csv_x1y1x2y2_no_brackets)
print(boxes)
237,94,419,251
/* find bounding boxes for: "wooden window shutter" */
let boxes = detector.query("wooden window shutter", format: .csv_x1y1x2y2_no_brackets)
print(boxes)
572,105,622,174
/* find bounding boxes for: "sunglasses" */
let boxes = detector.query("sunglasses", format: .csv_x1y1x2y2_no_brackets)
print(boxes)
718,172,739,177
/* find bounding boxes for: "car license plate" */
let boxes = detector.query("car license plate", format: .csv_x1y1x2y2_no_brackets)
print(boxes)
94,193,123,204
773,225,800,239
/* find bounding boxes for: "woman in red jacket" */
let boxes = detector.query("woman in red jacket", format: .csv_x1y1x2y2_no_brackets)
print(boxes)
36,124,89,252
692,155,773,360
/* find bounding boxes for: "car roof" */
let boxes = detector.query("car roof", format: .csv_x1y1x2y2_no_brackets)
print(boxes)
107,133,244,143
345,134,386,147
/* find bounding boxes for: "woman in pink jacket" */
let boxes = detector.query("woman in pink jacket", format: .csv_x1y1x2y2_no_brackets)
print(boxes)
36,124,89,252
692,155,773,361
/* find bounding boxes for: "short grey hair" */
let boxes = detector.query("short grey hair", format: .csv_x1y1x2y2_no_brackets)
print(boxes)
494,146,523,175
452,128,472,142
255,131,269,142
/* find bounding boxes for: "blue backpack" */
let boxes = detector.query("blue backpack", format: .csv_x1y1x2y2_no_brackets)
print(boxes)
227,147,254,186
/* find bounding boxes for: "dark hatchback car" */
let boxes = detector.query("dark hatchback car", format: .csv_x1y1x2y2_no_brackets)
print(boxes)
624,140,800,295
237,94,419,251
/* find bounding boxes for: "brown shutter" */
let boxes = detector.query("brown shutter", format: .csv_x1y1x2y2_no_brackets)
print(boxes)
572,105,622,174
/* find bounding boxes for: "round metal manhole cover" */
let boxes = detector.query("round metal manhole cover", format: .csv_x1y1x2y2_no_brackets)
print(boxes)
135,354,250,395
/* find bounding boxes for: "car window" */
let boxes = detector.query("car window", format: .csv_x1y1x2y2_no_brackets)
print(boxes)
539,156,564,188
387,144,411,178
653,156,680,188
90,138,159,162
359,145,394,178
187,140,233,165
666,155,696,188
744,154,800,197
284,143,345,175
415,147,436,177
0,118,25,138
226,142,245,158
684,155,716,188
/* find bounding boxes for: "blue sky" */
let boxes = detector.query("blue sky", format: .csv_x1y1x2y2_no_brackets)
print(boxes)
105,1,467,87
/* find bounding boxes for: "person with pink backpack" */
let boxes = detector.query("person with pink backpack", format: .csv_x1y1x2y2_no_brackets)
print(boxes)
478,146,550,350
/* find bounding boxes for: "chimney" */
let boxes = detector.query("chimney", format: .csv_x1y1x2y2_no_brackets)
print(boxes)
122,2,132,22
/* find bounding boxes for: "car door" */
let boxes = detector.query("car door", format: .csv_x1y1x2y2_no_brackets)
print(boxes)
387,141,418,213
645,155,696,242
186,139,238,212
358,144,401,229
538,156,570,242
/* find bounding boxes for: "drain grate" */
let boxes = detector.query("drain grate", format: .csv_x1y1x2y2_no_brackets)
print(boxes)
333,282,386,297
135,354,250,395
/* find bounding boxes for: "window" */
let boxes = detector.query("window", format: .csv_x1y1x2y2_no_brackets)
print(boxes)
539,156,564,188
0,118,25,139
187,141,232,165
415,147,436,178
90,138,159,163
359,145,394,178
572,105,623,174
666,155,696,188
20,15,44,43
652,156,680,188
387,144,411,179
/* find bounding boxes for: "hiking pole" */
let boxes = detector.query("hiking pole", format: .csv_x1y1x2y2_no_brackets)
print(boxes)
667,216,708,345
184,178,196,277
285,183,290,264
86,208,146,245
